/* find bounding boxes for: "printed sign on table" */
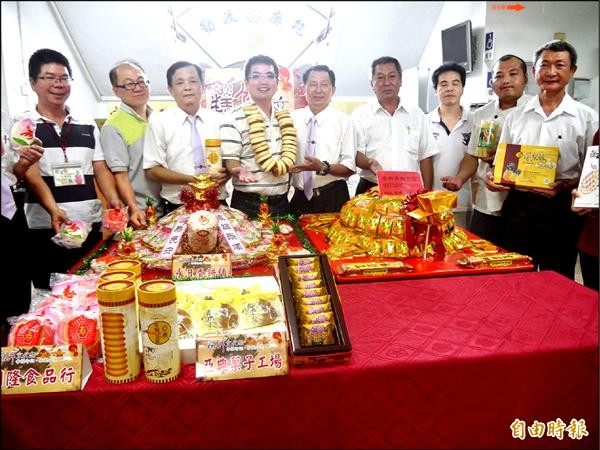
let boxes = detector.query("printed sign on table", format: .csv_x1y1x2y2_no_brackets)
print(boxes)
1,344,92,395
377,171,424,195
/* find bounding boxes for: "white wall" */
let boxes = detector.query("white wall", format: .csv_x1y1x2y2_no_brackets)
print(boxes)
416,1,487,113
415,1,599,114
1,1,99,118
485,1,598,112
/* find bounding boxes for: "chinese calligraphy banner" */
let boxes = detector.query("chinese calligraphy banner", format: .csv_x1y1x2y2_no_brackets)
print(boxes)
1,344,92,395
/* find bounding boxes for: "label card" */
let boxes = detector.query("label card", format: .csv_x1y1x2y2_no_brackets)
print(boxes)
172,253,232,281
1,344,92,395
377,171,424,195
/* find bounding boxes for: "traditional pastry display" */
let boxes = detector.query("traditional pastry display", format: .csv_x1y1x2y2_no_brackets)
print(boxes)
176,279,284,336
118,175,299,271
187,210,218,254
305,188,473,261
278,254,352,364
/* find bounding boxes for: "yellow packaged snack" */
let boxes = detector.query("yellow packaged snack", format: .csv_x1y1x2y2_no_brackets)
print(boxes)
295,294,331,306
300,322,335,346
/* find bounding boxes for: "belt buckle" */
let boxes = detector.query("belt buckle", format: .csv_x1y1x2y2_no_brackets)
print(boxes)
314,187,321,197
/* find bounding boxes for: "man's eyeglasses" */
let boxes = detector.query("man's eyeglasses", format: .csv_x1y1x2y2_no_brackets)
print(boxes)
248,72,277,81
37,75,73,84
115,79,150,90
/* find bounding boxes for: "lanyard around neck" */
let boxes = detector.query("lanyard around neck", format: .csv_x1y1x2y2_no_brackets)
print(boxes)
42,117,72,162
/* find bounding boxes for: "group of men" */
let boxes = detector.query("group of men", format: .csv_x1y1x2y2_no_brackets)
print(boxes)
1,39,598,332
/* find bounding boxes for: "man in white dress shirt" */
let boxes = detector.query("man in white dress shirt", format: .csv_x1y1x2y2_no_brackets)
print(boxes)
441,54,530,246
486,41,598,278
144,61,228,214
289,65,355,216
352,56,438,195
427,62,473,229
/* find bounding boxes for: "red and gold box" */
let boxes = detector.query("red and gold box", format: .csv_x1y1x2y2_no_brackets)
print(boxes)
278,254,351,365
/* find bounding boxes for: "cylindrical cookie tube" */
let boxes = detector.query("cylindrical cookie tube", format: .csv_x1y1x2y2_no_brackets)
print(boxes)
96,280,141,383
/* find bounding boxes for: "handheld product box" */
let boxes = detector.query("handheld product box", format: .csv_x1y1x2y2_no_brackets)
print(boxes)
573,145,598,208
493,143,559,188
278,254,352,365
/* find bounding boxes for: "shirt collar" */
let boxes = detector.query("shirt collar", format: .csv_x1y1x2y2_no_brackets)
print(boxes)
305,105,332,126
119,102,151,121
524,92,579,117
372,97,405,115
30,105,74,124
430,106,468,124
176,106,205,125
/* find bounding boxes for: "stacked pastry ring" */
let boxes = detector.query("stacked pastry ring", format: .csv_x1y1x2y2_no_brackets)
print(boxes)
242,104,297,177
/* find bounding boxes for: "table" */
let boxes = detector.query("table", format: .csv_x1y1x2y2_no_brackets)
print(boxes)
2,271,598,449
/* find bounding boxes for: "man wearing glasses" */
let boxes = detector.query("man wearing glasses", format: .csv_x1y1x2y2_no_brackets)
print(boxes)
100,60,161,228
221,54,291,217
352,56,438,195
21,48,121,289
144,61,228,214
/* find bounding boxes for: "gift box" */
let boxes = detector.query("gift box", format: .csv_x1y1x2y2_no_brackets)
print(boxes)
175,276,289,380
278,254,352,365
493,144,559,188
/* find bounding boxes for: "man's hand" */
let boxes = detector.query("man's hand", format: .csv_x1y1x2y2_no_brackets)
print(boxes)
106,196,125,209
210,166,230,186
291,156,321,173
367,157,382,173
129,208,147,229
484,170,511,192
51,208,70,234
230,166,258,183
440,176,465,191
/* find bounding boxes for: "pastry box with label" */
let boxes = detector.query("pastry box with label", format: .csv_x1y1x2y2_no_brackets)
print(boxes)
278,254,351,365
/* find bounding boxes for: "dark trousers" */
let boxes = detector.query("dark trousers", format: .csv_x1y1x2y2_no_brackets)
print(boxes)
579,251,599,291
1,214,31,324
290,180,350,217
501,189,584,279
230,190,289,218
469,209,505,248
355,178,378,196
2,184,31,325
28,222,103,290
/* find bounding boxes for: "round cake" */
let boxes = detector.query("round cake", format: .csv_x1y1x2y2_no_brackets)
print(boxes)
187,210,218,254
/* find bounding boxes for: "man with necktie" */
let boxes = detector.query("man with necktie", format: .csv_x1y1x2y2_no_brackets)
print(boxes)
144,61,229,214
289,65,356,216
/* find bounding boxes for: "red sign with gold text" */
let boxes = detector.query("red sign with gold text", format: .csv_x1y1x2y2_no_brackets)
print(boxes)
377,171,423,195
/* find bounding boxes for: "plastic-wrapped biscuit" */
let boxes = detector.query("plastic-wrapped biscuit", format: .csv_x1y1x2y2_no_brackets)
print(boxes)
300,322,335,346
290,271,321,283
292,279,323,290
302,311,334,325
295,294,330,306
298,302,332,317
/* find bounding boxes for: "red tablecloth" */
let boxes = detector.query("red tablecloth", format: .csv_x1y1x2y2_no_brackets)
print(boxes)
2,271,598,449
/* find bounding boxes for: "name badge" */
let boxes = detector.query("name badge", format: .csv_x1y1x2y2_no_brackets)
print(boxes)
52,161,84,187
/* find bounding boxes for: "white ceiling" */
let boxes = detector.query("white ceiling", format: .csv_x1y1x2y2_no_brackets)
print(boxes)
53,1,443,99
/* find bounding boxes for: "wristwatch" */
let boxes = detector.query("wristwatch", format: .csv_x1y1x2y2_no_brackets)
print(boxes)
317,160,330,176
